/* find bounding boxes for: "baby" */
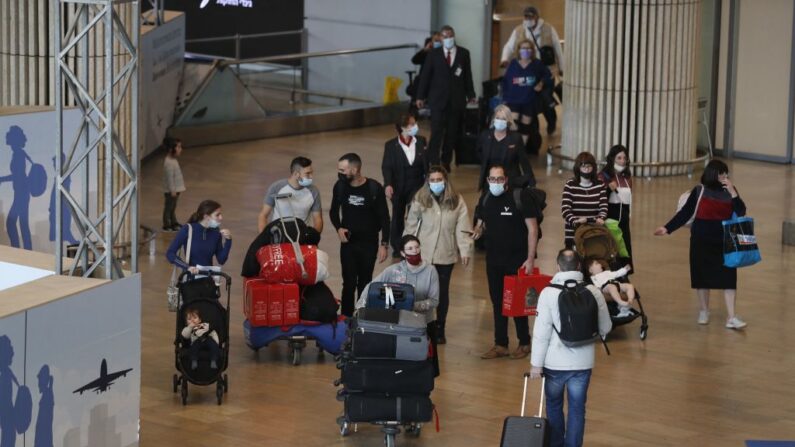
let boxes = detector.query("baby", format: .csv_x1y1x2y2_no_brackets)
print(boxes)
587,259,635,318
181,307,220,370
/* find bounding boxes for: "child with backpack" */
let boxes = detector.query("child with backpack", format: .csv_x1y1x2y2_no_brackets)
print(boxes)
587,259,635,317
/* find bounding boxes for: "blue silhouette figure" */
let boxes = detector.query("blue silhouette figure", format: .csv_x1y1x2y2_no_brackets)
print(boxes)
49,153,78,244
34,365,53,447
0,335,32,447
1,126,47,250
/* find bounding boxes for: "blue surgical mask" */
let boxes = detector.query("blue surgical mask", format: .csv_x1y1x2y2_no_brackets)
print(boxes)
298,177,313,187
408,124,419,137
519,49,532,60
443,37,455,49
489,182,505,196
432,41,442,49
208,218,220,229
493,119,508,131
429,182,445,195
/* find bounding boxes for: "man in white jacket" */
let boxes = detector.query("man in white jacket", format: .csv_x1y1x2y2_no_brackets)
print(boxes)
529,249,611,447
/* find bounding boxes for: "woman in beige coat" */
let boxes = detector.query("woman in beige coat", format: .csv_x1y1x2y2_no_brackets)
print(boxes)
404,165,473,344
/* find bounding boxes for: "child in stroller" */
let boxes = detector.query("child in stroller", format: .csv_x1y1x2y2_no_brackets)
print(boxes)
182,306,220,370
587,259,636,318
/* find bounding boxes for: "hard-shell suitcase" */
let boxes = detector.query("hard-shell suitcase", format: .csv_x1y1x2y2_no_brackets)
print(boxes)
344,394,433,423
348,309,429,361
500,373,548,447
340,359,435,394
365,282,415,311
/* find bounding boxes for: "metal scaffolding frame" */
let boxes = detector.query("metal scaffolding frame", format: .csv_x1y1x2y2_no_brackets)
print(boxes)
142,0,163,26
53,0,139,279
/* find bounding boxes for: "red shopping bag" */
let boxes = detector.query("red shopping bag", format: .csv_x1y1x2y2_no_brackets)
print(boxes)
502,267,552,317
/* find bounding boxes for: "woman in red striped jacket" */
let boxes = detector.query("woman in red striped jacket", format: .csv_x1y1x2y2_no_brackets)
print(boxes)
561,152,608,249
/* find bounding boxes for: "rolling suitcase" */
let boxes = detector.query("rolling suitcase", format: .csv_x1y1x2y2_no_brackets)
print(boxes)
344,394,433,423
500,373,548,447
457,103,482,166
348,309,429,361
365,282,415,311
339,359,435,394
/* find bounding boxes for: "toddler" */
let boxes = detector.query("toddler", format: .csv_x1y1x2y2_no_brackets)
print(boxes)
588,259,635,318
181,307,220,370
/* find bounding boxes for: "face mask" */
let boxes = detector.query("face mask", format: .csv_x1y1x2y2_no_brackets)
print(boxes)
523,19,532,29
432,41,442,49
404,253,423,266
429,182,445,195
443,37,455,49
614,164,626,173
338,173,354,183
407,124,419,137
489,182,505,196
208,218,220,229
528,19,537,29
519,49,532,60
493,119,508,131
298,177,313,187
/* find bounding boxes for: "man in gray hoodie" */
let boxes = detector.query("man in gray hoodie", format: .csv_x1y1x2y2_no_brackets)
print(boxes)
529,249,612,447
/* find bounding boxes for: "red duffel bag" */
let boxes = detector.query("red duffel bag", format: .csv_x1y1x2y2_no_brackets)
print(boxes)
256,243,329,285
502,267,552,317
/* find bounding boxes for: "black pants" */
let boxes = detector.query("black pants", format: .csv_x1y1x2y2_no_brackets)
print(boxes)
434,263,455,334
163,192,180,227
189,337,220,363
486,262,531,347
390,188,419,255
340,233,379,317
429,105,464,166
607,203,632,267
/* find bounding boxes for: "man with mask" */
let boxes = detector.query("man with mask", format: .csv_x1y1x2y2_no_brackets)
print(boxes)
258,156,324,232
415,25,476,172
330,153,390,317
500,6,564,135
472,165,540,360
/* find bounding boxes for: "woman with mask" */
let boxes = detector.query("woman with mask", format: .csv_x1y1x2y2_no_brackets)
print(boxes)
357,235,441,375
404,166,472,344
500,40,552,154
167,200,232,274
599,145,634,264
476,104,535,192
561,152,608,249
382,113,429,257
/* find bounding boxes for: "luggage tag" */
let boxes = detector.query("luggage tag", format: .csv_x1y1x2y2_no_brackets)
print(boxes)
454,67,462,77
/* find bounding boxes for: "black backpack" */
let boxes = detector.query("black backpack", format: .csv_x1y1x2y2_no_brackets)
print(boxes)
299,282,339,324
548,280,608,352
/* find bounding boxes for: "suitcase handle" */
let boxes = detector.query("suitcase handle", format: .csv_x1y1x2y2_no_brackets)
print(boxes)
520,372,545,418
517,267,541,277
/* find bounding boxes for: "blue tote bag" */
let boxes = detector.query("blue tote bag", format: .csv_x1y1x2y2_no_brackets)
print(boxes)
722,213,761,268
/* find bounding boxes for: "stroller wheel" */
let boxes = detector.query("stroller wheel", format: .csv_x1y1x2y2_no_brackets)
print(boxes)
339,421,351,436
640,326,648,340
216,383,224,405
180,380,188,405
223,374,229,393
172,374,179,393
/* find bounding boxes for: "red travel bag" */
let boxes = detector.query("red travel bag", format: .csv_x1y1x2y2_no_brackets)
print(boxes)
244,279,300,327
502,267,552,317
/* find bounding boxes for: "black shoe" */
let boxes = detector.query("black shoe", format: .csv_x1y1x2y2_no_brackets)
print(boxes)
437,335,447,345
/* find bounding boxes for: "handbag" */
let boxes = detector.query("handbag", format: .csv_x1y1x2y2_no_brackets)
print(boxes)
604,219,630,258
167,224,192,311
528,26,556,66
502,267,552,317
722,213,761,268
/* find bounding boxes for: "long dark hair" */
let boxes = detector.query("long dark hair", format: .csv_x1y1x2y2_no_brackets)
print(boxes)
188,200,221,223
573,152,597,183
701,159,729,190
162,137,181,157
602,144,632,179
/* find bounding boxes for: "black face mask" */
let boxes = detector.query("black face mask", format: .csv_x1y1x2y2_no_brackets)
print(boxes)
338,173,354,183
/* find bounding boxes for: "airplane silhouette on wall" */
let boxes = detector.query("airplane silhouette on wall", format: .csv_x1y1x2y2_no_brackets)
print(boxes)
73,359,133,395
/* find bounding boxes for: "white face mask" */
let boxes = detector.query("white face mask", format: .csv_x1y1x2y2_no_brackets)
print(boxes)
527,19,537,29
208,218,220,229
523,19,532,29
614,164,626,173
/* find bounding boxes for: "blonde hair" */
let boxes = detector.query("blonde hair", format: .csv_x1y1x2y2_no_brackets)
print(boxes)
492,104,516,130
414,165,460,210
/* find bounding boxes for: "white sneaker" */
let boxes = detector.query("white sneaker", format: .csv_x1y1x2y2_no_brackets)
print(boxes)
617,306,631,318
697,310,710,325
725,316,747,330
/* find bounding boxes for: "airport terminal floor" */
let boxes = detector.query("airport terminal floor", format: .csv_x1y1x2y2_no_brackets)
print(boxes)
136,124,795,446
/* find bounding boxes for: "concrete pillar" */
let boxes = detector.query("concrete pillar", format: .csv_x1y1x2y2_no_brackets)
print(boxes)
563,0,701,176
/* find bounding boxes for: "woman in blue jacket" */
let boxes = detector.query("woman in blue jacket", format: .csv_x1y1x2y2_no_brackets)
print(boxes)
167,200,232,274
501,39,552,155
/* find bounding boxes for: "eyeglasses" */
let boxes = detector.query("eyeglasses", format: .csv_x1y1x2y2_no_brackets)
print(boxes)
487,176,506,183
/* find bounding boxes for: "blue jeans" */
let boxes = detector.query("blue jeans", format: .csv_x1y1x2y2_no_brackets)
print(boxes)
544,368,592,447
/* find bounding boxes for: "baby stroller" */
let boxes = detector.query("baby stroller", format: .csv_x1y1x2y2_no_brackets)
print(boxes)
574,225,649,340
172,269,232,405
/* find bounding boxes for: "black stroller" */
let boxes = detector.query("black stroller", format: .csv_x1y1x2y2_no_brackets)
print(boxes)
574,225,649,340
172,270,232,405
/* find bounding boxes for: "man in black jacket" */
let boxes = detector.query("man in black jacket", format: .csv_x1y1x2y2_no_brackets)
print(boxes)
415,25,476,172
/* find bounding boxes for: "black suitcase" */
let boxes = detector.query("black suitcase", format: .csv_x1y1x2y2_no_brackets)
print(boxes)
347,309,429,361
500,373,549,447
344,394,433,423
457,103,483,166
340,359,435,394
365,282,415,311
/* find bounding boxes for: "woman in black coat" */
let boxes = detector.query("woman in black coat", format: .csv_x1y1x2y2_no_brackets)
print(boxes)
382,113,429,257
476,104,535,191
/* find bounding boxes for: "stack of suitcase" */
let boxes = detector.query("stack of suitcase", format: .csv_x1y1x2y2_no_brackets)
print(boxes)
335,308,434,435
